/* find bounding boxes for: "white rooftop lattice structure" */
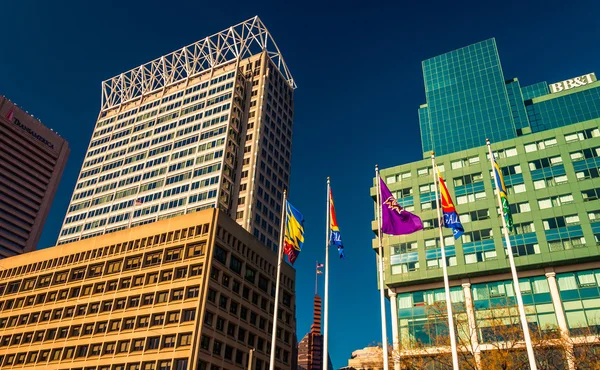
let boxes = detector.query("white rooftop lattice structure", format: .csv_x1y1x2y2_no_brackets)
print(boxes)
101,16,295,111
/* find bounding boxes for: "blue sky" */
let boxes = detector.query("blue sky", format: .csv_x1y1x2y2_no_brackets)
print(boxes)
2,0,599,367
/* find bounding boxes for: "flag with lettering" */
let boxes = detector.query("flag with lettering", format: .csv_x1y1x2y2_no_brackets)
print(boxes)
329,187,344,259
379,178,423,235
437,168,464,239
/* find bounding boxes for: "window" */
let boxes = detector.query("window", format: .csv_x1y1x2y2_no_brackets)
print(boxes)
453,173,483,187
186,286,200,299
186,242,205,257
456,191,486,205
538,194,574,209
543,215,579,230
214,245,228,264
465,250,497,264
582,188,600,202
146,336,160,350
212,340,223,356
204,311,214,326
245,267,256,283
216,316,225,331
533,174,569,189
461,229,493,243
162,335,176,348
524,138,557,152
230,255,243,274
507,243,540,257
528,156,563,170
548,237,586,252
576,165,600,181
513,222,536,234
182,309,196,322
200,335,211,350
564,127,600,142
178,334,192,347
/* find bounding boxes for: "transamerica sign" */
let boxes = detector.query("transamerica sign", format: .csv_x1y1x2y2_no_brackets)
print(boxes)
549,73,596,93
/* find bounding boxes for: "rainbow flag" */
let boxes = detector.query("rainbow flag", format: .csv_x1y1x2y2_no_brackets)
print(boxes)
329,188,344,258
283,201,304,265
438,169,464,239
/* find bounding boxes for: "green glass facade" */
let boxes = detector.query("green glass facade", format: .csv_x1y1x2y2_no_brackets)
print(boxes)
375,118,600,359
419,38,600,158
420,39,516,156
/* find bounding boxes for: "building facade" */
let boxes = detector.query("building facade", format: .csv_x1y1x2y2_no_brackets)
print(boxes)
297,294,333,370
375,38,600,368
0,208,297,370
419,39,600,157
57,17,295,253
0,96,70,258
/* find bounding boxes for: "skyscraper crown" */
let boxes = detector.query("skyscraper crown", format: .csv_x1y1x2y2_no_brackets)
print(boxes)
101,16,295,110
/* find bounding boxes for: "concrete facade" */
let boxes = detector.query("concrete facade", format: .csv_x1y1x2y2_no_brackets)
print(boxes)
0,95,70,258
0,209,296,370
58,18,294,255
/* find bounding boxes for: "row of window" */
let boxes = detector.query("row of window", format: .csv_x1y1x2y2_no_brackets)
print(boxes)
1,308,196,346
386,127,599,184
0,222,210,282
0,338,191,367
0,241,205,296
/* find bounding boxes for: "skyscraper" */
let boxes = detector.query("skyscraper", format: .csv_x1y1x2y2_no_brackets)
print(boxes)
375,39,600,368
0,96,70,258
418,38,600,157
58,17,295,252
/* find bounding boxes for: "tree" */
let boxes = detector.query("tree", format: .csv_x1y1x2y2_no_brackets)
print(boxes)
390,301,600,370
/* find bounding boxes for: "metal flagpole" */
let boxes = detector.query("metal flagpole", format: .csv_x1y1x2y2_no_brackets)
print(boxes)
375,165,390,370
315,261,319,295
324,177,331,370
431,153,459,370
127,199,138,229
269,190,288,370
486,139,537,370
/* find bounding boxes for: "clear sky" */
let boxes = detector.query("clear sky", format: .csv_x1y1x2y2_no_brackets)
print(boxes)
2,0,600,367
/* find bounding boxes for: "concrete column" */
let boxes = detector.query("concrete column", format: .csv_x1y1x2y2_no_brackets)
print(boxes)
389,289,401,370
545,271,575,370
462,282,482,370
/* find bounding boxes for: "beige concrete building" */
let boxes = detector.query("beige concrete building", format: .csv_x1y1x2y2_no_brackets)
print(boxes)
343,346,388,370
0,95,70,258
58,17,295,254
0,209,297,370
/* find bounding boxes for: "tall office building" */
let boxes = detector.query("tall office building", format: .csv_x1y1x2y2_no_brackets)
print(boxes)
0,208,297,370
57,17,295,252
297,294,333,370
374,39,600,367
0,96,70,258
419,38,600,157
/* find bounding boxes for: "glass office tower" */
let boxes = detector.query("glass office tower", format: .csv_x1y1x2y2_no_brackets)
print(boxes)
419,38,600,157
378,38,600,368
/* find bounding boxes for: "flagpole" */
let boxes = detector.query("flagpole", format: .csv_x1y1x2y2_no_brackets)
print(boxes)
375,165,390,370
315,261,319,295
269,190,287,370
431,153,459,370
127,200,137,229
324,177,331,370
486,139,537,370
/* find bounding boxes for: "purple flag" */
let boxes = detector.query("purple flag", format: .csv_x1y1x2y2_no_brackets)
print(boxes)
379,178,423,235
